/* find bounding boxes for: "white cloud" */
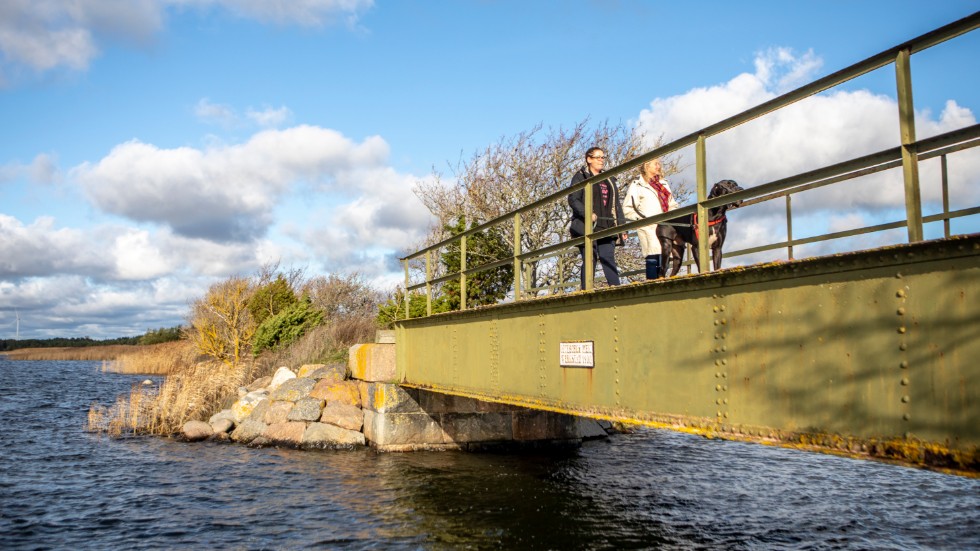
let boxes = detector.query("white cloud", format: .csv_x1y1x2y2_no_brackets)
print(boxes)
0,154,61,185
0,215,111,278
196,99,292,129
246,105,292,127
195,98,238,127
0,0,370,83
112,230,171,280
0,0,162,81
1,121,434,338
73,125,392,242
300,168,436,267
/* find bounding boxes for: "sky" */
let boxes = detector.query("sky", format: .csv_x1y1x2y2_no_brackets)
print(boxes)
1,0,978,339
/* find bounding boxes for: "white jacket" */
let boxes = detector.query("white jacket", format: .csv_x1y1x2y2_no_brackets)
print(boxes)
623,176,680,257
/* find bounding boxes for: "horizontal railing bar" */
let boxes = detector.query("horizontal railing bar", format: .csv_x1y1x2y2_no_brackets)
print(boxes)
406,126,978,289
724,205,980,260
924,205,980,223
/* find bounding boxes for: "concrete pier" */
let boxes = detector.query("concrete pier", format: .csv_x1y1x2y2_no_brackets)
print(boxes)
350,341,607,451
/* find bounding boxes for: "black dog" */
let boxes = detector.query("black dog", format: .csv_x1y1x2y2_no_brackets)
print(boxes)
655,179,744,277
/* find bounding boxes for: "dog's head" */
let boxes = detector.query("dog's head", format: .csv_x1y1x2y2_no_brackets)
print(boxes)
709,179,744,209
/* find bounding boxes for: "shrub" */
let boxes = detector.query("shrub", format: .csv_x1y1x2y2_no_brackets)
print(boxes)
188,276,255,368
251,296,324,356
248,275,297,327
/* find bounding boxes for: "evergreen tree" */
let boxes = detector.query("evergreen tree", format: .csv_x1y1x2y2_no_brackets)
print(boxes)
438,216,514,310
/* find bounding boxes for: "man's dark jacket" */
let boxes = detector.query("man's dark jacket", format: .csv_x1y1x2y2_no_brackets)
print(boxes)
568,166,625,238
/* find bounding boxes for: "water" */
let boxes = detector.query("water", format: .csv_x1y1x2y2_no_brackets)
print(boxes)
1,359,977,550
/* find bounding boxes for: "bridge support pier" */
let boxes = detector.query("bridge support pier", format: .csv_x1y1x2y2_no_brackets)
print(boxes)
350,343,608,451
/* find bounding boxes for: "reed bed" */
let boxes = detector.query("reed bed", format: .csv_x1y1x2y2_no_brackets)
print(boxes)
88,359,251,436
2,345,140,361
103,340,200,375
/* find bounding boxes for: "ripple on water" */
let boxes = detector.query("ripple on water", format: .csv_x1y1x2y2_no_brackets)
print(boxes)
0,359,978,550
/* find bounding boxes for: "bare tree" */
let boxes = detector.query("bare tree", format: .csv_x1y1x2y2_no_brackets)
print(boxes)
413,118,687,293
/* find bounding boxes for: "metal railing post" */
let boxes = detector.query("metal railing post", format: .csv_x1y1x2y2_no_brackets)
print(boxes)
896,48,923,242
786,195,794,260
403,259,410,320
941,154,951,238
584,179,594,290
425,250,432,316
696,134,710,271
460,235,467,311
513,215,522,301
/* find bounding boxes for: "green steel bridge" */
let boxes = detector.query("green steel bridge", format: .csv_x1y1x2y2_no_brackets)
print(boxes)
394,13,980,474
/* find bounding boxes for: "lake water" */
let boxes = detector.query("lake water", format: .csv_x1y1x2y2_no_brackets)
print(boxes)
1,358,977,550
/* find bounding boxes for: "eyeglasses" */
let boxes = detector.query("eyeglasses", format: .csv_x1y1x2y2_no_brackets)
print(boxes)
589,155,607,160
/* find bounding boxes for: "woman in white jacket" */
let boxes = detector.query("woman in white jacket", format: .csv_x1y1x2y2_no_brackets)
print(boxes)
623,159,679,258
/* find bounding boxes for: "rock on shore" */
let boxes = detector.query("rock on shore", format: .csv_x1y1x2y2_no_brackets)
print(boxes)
183,362,365,449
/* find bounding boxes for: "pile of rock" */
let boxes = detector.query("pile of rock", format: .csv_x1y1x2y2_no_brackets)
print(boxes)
182,363,366,449
180,341,614,451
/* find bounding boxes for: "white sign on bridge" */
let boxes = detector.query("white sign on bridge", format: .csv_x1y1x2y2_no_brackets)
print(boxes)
560,341,594,368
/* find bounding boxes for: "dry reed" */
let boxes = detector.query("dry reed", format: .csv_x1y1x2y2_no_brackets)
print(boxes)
3,345,140,361
103,340,200,375
88,359,251,436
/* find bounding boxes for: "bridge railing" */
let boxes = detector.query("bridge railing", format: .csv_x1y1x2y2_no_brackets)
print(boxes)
400,12,979,318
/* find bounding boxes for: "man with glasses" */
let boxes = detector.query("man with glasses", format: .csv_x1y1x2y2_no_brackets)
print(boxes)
568,146,627,290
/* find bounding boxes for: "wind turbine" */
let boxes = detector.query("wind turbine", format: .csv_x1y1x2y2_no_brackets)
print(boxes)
15,309,20,339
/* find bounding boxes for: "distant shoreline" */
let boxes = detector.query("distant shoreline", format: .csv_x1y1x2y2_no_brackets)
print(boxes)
0,345,140,361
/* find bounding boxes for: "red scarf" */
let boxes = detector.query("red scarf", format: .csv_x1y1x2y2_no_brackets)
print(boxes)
648,175,671,213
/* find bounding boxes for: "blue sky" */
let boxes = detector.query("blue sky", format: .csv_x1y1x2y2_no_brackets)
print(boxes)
1,1,978,339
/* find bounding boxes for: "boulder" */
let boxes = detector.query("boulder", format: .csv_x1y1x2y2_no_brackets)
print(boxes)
309,380,359,406
230,419,267,444
308,362,347,383
302,422,365,448
287,398,325,422
231,389,269,423
320,402,364,432
268,367,296,391
247,399,272,422
246,375,273,391
182,420,213,442
210,418,234,434
263,401,294,425
296,363,326,378
269,377,315,402
208,409,236,425
262,422,306,446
